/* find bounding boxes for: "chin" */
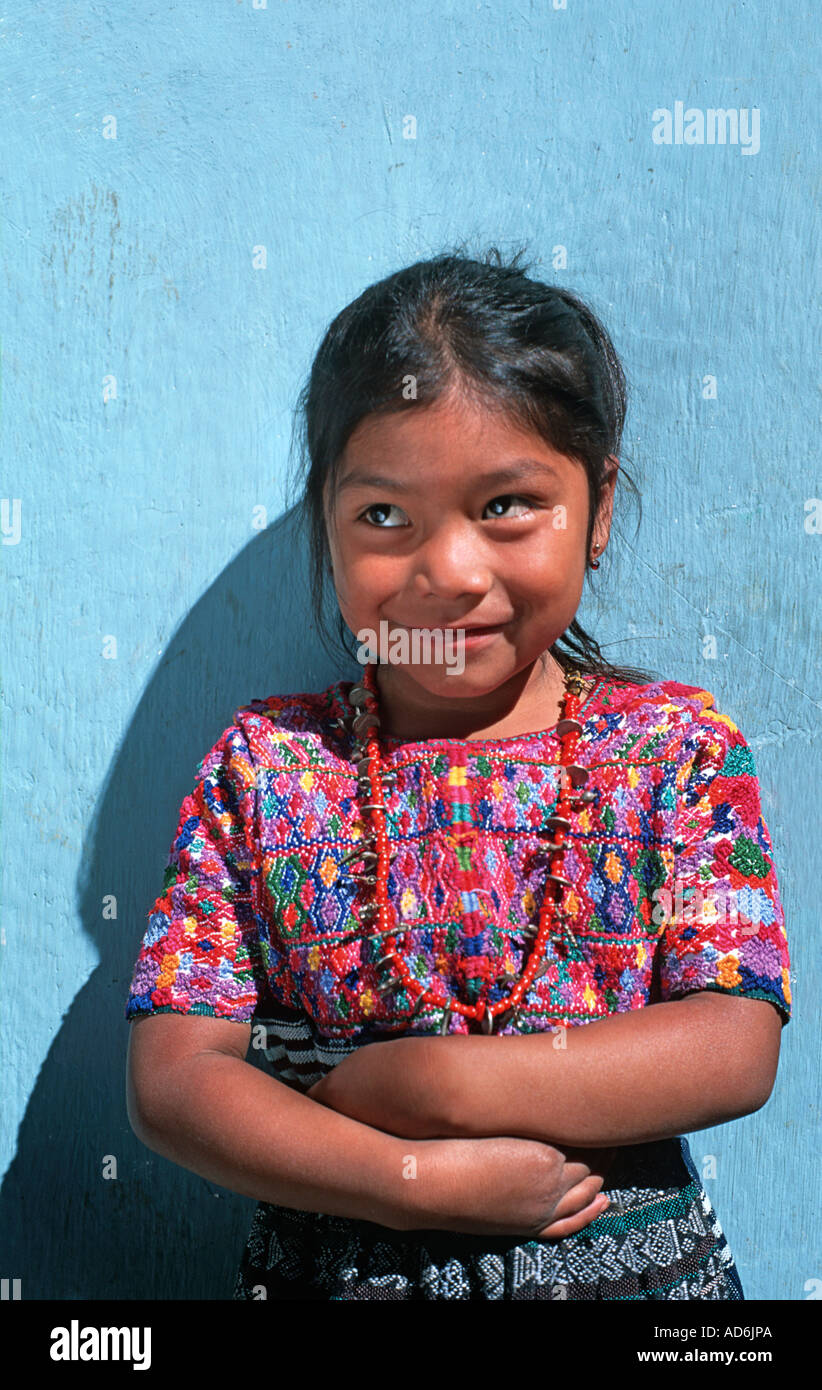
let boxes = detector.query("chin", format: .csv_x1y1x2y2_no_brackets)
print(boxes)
392,660,523,695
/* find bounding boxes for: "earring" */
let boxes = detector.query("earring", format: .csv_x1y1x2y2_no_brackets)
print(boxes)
590,545,601,570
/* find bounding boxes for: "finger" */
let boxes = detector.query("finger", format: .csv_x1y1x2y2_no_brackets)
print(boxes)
537,1193,610,1240
559,1149,616,1186
556,1159,598,1188
550,1174,605,1220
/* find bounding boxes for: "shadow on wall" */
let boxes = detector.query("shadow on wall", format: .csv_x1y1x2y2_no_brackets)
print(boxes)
0,508,358,1299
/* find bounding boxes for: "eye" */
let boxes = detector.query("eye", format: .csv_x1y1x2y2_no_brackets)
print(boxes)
484,494,534,519
358,502,408,528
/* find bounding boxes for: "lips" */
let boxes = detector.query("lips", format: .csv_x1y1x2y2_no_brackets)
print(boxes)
407,622,508,632
387,620,510,635
445,623,507,633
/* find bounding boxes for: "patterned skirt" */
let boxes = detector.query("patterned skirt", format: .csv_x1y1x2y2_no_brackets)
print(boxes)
232,1137,745,1301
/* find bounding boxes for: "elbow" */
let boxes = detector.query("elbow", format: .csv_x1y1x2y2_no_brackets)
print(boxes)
703,1054,779,1124
728,1011,783,1118
746,1073,778,1115
126,1092,158,1149
127,1095,178,1161
126,1068,170,1150
733,1090,773,1123
731,1062,780,1119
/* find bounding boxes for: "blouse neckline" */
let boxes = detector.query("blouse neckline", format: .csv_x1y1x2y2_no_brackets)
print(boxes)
338,675,609,751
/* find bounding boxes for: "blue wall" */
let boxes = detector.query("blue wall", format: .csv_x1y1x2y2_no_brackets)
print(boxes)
1,0,818,1300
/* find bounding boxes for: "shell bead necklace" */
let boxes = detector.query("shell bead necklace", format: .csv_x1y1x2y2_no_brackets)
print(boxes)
340,660,596,1035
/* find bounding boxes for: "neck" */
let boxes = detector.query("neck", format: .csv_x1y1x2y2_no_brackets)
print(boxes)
370,655,578,742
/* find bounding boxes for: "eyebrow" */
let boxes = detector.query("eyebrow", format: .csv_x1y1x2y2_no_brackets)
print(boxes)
336,457,562,494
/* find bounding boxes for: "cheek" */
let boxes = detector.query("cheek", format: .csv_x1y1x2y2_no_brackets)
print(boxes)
520,541,584,587
343,546,400,595
330,553,385,616
325,540,353,609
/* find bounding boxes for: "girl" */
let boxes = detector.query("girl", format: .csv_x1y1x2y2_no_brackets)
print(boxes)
125,248,791,1301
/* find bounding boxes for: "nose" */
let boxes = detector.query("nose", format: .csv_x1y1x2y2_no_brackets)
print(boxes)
410,517,493,600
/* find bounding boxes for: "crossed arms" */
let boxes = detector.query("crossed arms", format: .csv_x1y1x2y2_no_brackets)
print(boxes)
306,992,783,1146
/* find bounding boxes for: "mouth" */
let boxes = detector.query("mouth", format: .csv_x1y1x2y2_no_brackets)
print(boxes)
388,621,510,634
447,623,506,633
421,622,509,646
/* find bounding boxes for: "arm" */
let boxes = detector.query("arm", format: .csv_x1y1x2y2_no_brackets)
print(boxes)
127,1012,422,1230
128,1013,622,1243
307,993,783,1147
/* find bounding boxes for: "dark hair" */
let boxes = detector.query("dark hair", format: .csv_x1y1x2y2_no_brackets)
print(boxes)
288,243,656,687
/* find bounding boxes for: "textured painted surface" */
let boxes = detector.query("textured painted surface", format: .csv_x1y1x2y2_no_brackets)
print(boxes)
0,0,819,1300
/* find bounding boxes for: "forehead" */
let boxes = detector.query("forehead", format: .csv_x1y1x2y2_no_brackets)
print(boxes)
335,456,568,499
334,396,577,495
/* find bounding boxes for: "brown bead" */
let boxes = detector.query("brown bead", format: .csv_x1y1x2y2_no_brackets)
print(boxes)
555,718,584,737
353,712,380,737
564,765,589,787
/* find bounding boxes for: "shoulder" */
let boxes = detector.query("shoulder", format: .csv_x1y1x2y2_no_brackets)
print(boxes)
596,676,754,769
227,679,351,769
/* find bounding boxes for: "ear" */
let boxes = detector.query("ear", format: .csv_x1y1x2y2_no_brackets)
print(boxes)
592,455,619,555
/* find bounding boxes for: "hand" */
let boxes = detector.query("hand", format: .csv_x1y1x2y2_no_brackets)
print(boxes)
538,1143,617,1238
396,1136,618,1240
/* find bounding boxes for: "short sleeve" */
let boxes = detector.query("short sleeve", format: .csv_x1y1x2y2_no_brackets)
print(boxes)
657,706,792,1026
125,722,265,1024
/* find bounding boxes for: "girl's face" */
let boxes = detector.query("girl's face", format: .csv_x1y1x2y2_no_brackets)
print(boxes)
324,388,617,737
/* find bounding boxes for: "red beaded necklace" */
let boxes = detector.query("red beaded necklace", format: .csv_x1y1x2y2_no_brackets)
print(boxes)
341,660,597,1035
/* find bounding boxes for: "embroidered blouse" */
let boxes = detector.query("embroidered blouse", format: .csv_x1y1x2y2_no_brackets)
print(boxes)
124,675,792,1088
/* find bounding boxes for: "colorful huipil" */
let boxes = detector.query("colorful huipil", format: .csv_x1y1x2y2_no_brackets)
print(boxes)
125,674,791,1301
